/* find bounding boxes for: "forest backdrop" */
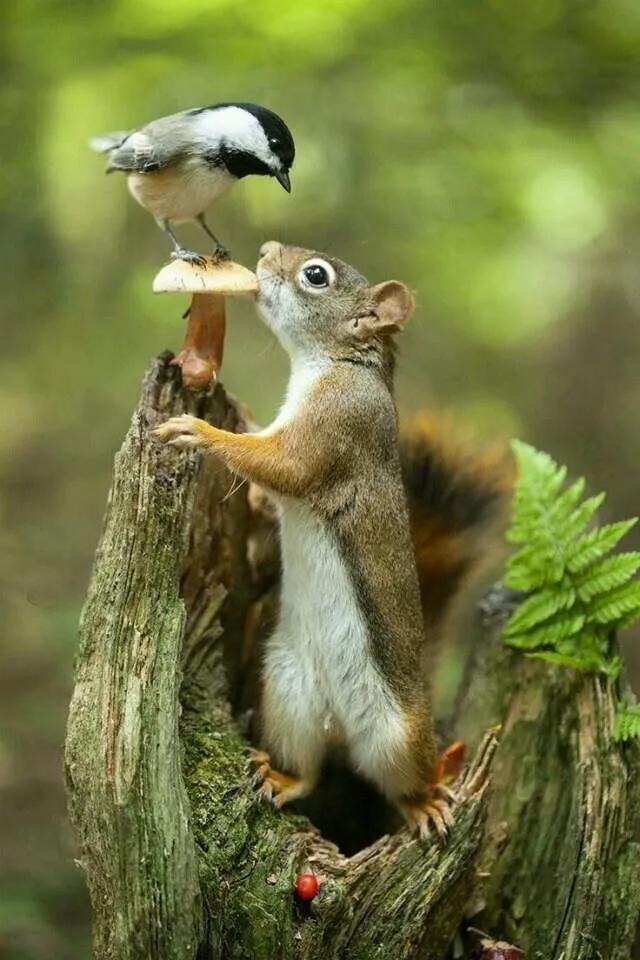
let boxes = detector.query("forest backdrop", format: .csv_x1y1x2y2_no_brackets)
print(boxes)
2,0,640,956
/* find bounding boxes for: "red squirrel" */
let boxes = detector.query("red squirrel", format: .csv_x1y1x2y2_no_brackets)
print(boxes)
155,241,512,839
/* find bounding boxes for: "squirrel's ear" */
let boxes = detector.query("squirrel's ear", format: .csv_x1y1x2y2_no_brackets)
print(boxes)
356,281,415,337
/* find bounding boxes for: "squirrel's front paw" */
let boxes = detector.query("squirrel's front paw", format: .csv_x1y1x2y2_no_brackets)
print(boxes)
154,414,209,449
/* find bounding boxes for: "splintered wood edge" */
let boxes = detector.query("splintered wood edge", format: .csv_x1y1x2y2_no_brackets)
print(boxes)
153,258,259,298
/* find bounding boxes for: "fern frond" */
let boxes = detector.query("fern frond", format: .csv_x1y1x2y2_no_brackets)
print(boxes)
547,478,586,526
506,546,564,589
507,611,585,651
566,520,637,574
502,564,545,593
526,650,602,672
576,554,640,602
557,493,605,544
503,441,640,675
591,581,640,626
503,587,575,636
614,703,640,743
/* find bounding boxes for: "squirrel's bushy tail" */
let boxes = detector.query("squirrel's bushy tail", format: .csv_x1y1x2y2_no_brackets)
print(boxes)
399,412,515,636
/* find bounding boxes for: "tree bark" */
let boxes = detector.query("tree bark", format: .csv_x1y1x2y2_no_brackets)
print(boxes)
453,598,640,959
65,355,640,960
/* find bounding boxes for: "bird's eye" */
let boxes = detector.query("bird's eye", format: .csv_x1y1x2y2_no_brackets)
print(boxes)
298,258,336,292
268,137,280,148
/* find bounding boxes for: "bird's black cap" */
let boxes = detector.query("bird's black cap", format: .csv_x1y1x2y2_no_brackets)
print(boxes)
189,101,295,171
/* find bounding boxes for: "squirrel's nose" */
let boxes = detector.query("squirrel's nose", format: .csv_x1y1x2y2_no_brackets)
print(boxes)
259,240,282,260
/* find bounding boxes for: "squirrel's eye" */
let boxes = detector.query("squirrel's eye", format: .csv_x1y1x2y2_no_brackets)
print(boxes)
304,265,329,287
298,258,336,292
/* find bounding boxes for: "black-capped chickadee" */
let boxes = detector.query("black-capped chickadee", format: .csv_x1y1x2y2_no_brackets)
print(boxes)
90,101,295,263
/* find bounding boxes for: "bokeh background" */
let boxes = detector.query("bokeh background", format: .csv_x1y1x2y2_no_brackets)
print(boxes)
2,0,640,956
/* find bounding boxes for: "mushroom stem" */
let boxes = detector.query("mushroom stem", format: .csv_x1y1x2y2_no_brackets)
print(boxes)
153,256,258,390
171,293,225,390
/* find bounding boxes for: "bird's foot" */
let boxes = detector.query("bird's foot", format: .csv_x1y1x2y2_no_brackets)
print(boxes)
211,243,230,262
170,247,208,266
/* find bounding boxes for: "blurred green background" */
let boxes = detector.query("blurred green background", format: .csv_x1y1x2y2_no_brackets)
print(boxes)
2,0,640,956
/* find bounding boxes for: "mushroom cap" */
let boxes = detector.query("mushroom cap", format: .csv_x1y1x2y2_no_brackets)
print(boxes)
153,258,258,298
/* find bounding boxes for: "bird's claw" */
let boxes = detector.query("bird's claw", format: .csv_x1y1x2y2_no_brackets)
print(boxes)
171,248,208,266
212,244,230,262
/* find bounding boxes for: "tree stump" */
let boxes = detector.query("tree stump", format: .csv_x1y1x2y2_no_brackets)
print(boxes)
65,356,640,960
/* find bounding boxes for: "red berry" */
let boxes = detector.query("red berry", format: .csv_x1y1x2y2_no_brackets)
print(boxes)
295,873,319,901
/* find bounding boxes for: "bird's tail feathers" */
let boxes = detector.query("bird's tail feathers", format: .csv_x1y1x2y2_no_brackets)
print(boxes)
88,132,130,154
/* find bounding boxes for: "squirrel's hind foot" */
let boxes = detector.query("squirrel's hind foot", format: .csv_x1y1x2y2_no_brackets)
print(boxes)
398,739,466,842
398,789,457,842
249,748,315,808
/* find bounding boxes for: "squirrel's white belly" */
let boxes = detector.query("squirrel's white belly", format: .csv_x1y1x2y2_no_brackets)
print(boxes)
263,498,407,787
126,160,234,221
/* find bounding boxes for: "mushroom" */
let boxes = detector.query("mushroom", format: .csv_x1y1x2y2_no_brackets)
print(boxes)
153,256,258,390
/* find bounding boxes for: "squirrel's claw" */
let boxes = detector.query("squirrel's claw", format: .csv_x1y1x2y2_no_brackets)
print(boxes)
154,414,204,448
431,794,456,828
398,792,457,842
168,435,203,449
248,748,315,808
398,739,465,843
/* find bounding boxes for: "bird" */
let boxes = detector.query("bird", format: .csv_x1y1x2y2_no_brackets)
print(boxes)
90,101,295,263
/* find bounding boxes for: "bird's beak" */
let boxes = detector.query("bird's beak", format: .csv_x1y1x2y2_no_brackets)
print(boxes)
274,169,291,193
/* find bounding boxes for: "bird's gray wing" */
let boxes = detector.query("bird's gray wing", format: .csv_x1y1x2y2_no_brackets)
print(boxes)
103,132,168,173
97,114,193,174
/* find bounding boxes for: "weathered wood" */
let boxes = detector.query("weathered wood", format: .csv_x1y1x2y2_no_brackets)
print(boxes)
65,356,640,960
65,357,211,959
453,595,640,960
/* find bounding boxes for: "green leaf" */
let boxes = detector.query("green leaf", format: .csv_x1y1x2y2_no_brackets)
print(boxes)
504,587,575,636
566,520,637,574
614,704,640,743
556,492,605,543
504,440,640,674
503,565,546,592
525,651,600,672
505,611,585,651
591,581,640,626
505,546,565,588
575,553,640,602
602,655,622,679
547,477,586,525
510,441,567,513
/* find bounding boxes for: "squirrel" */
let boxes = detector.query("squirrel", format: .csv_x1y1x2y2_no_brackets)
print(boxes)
155,240,513,839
